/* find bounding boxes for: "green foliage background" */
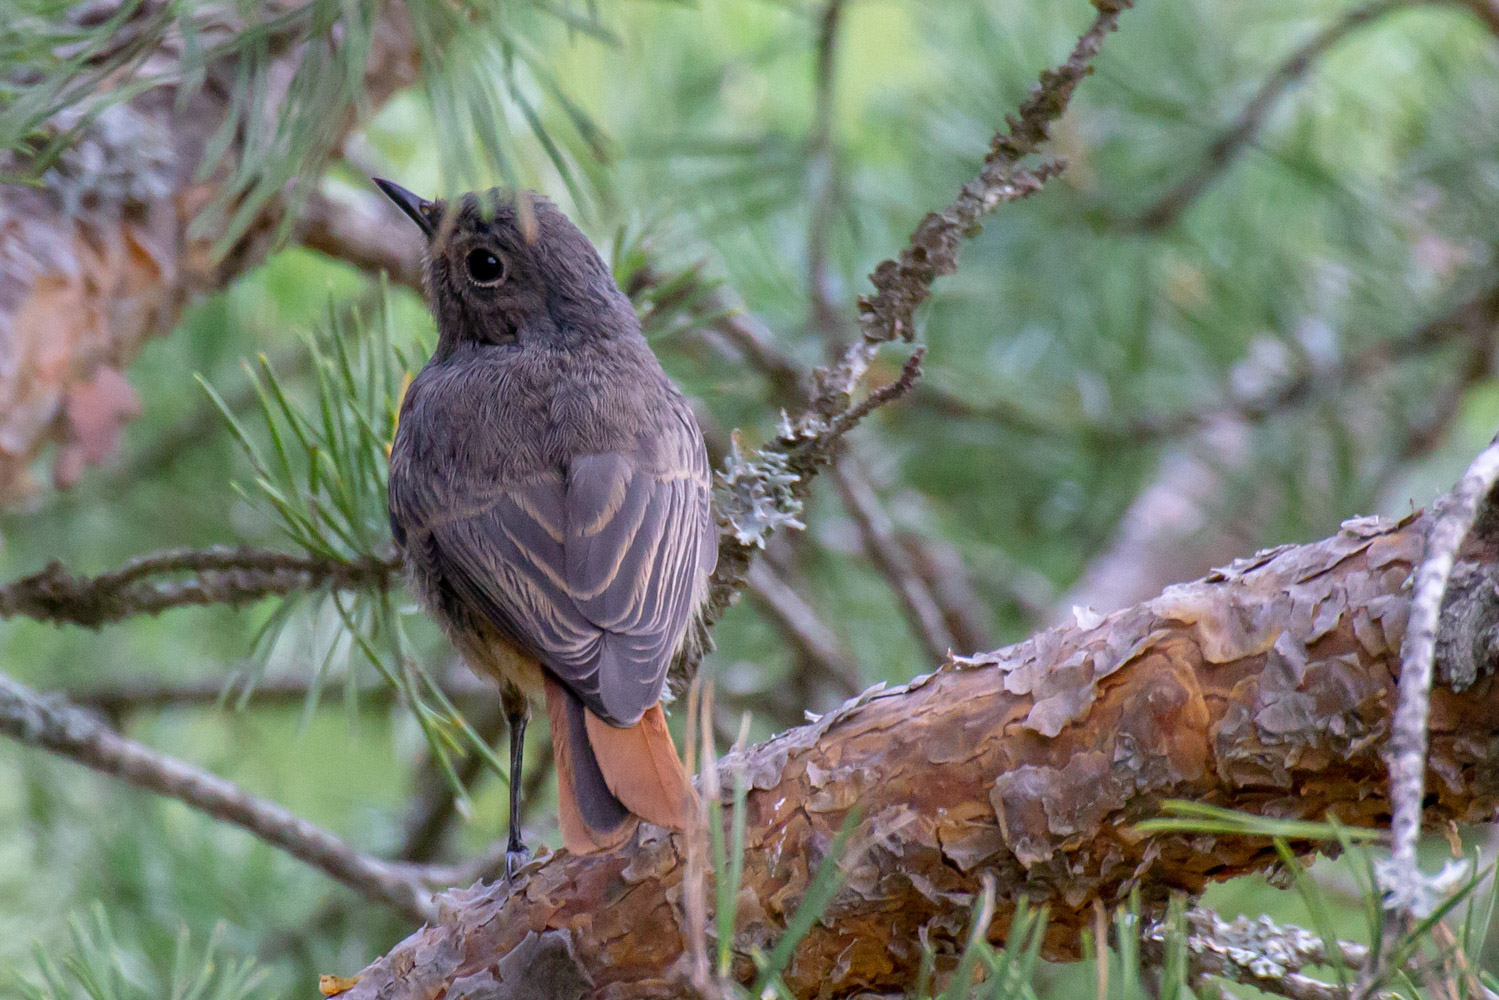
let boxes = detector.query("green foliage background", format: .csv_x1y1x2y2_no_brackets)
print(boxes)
4,0,1499,996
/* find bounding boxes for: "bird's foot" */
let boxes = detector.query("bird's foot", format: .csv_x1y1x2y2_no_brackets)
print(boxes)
504,843,531,881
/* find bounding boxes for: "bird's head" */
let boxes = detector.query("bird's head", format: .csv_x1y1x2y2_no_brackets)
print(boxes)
374,179,634,353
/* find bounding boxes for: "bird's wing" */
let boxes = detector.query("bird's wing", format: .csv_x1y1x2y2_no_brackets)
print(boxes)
410,399,715,725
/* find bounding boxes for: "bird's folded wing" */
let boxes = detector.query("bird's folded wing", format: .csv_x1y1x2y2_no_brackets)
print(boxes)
409,402,715,725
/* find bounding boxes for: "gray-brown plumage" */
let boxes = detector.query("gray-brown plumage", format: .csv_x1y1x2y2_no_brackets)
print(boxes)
375,179,713,863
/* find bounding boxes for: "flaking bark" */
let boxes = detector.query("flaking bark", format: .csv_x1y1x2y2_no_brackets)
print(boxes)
0,1,419,502
336,509,1499,999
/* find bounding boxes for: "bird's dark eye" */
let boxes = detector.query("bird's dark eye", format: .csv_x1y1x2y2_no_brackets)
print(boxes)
465,248,506,285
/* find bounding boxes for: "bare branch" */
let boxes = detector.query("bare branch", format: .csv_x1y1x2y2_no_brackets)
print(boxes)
833,455,957,663
0,546,400,627
59,670,492,722
298,186,422,289
1061,280,1499,617
396,694,510,865
855,0,1133,345
693,1,1133,676
745,560,861,698
0,669,435,923
1382,436,1499,913
1138,0,1410,231
1118,282,1499,443
896,529,1000,651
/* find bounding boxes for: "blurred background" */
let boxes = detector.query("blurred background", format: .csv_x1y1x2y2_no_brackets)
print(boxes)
3,0,1499,995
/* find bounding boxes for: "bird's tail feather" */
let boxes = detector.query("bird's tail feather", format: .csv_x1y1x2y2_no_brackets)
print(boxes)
543,677,697,854
544,678,633,853
584,701,697,831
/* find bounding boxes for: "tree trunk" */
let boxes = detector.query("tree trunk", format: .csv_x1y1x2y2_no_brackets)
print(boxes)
0,1,419,502
336,509,1499,999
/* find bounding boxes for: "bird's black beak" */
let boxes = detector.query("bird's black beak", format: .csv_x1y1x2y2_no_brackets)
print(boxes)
373,177,435,237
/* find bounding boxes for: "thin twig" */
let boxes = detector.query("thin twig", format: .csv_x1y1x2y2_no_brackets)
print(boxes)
832,455,956,664
694,0,1134,667
396,693,510,864
1383,437,1499,904
1137,0,1410,230
298,186,422,288
1119,282,1499,442
745,561,861,697
806,0,849,346
61,671,491,719
0,546,400,627
895,529,999,651
0,669,434,923
855,0,1134,344
1146,908,1384,1000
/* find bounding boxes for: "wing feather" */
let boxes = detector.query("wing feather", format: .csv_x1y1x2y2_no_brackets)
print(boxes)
405,397,715,725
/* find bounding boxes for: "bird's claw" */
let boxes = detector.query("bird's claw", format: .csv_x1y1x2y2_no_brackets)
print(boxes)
504,844,531,881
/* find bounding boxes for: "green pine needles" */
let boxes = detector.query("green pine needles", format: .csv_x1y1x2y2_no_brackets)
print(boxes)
198,282,509,801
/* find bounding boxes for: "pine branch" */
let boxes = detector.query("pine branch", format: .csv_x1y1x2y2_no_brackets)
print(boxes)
332,500,1499,998
0,546,400,627
0,1,422,502
675,1,1135,690
1137,0,1413,231
0,669,436,923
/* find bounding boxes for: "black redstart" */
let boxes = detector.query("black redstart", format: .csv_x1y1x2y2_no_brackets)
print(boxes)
376,179,713,868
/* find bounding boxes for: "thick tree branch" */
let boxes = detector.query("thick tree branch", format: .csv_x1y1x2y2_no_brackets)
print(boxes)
0,546,399,627
0,670,436,923
336,505,1499,998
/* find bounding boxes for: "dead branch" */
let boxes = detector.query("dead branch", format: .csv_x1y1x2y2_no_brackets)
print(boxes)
745,560,862,698
833,455,957,662
1146,909,1388,1000
806,0,849,347
0,546,400,627
0,1,419,503
397,695,511,865
1383,436,1499,917
0,669,435,923
691,2,1134,671
336,506,1499,999
298,186,423,288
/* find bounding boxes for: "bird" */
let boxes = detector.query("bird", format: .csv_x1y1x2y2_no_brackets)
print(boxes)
374,178,714,871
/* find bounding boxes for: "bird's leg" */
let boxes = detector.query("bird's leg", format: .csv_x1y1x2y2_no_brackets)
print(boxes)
501,681,531,880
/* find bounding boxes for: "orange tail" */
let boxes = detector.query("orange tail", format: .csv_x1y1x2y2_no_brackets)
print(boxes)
544,677,697,854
